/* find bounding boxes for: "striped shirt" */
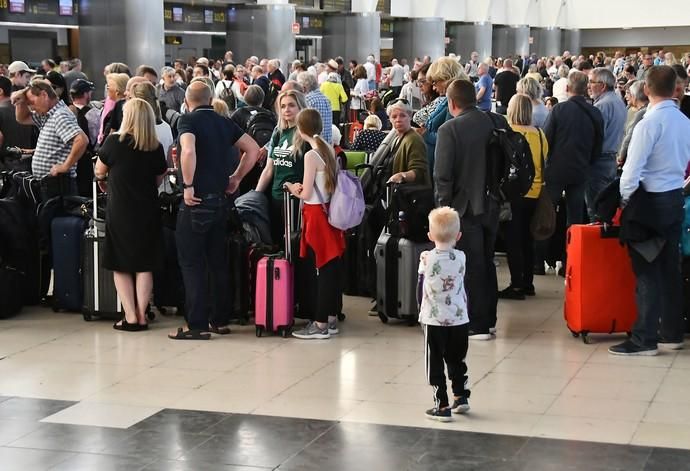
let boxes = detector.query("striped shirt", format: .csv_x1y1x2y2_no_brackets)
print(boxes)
305,90,332,145
31,100,82,178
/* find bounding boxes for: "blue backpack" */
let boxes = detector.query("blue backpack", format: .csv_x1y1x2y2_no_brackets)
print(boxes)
682,196,690,257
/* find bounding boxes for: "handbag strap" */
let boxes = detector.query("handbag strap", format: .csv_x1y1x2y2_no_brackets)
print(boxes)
536,127,545,187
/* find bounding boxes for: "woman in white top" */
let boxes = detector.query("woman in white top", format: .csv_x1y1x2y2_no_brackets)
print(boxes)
350,64,370,121
552,64,570,103
285,109,345,340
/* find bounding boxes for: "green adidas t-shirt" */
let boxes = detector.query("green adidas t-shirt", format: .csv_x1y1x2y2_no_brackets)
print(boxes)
270,126,305,200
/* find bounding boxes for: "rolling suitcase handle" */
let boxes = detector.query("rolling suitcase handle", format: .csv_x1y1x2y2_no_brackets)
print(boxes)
281,185,300,264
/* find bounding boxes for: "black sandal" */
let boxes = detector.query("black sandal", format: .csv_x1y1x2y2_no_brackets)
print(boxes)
208,324,231,335
168,327,211,340
114,318,142,332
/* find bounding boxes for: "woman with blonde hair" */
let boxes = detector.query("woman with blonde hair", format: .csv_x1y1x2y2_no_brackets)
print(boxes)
101,72,129,139
352,114,386,152
255,89,309,243
94,98,167,331
516,77,548,127
498,94,548,300
423,56,470,176
286,109,345,339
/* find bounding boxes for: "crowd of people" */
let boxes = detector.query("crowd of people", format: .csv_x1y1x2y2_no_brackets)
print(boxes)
1,45,690,421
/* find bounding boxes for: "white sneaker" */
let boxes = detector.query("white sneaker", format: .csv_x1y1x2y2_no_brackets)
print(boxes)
489,327,496,335
658,340,684,350
328,319,339,335
468,331,492,341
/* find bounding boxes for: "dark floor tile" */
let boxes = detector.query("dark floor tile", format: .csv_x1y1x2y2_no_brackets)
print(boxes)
48,452,156,471
101,429,213,460
411,429,528,461
645,447,690,471
0,397,74,421
8,423,137,454
182,415,336,468
130,409,230,434
0,446,74,471
0,419,45,446
405,455,523,471
516,437,651,471
142,460,270,471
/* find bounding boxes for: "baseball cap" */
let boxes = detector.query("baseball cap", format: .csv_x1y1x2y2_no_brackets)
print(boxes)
8,61,36,75
70,78,95,96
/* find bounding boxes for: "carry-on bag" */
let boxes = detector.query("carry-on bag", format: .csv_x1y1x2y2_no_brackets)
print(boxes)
564,224,637,343
82,179,122,321
51,216,87,312
254,189,295,337
153,226,185,317
375,184,433,325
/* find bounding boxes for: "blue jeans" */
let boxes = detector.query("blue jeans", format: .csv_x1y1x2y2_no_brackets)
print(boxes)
628,190,684,347
547,181,587,227
176,197,230,331
585,154,617,221
368,80,377,92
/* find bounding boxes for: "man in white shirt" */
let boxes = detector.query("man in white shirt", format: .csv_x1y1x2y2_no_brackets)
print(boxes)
364,55,376,91
389,59,404,97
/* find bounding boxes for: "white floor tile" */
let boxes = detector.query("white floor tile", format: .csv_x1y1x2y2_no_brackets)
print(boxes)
41,402,161,429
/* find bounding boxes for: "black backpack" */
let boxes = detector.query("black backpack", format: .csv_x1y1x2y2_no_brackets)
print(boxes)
262,82,280,111
484,112,535,201
246,110,277,148
219,81,237,111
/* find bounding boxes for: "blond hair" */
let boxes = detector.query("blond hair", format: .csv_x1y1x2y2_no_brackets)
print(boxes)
131,81,162,122
212,98,230,118
428,206,461,244
118,98,159,152
106,73,129,97
364,114,382,130
275,89,308,130
295,109,337,195
507,94,533,126
427,57,469,84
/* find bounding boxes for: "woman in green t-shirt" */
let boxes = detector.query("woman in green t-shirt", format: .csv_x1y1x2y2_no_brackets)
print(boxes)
256,89,309,243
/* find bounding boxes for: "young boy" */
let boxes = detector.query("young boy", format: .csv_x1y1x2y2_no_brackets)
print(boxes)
417,206,470,422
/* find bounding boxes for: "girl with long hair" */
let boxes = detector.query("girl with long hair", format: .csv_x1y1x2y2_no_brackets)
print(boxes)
286,109,345,339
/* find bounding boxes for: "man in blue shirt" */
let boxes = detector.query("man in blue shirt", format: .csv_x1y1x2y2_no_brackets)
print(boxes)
586,67,627,220
609,66,690,356
475,63,493,112
170,81,260,340
296,71,332,144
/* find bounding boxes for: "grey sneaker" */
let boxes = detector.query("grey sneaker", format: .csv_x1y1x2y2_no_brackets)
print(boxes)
451,396,470,414
328,319,339,335
292,321,330,340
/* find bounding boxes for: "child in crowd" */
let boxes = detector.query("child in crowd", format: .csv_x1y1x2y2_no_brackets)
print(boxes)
417,206,471,422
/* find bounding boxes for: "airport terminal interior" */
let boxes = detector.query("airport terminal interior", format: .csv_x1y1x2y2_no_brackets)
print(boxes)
2,0,690,469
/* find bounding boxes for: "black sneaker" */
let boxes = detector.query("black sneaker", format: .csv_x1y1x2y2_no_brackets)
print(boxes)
451,397,470,414
425,407,452,422
608,339,658,356
497,286,526,300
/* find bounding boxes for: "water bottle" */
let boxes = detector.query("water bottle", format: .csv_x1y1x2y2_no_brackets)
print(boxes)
398,210,408,238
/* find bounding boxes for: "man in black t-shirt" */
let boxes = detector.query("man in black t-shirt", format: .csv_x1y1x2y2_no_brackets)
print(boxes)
170,81,260,341
0,76,36,169
493,59,520,114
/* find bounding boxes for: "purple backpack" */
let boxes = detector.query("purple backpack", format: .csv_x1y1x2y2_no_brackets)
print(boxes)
314,168,365,230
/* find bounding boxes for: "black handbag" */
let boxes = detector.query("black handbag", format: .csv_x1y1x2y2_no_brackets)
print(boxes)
530,129,556,241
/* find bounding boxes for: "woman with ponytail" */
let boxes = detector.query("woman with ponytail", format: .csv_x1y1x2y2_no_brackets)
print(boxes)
285,109,345,339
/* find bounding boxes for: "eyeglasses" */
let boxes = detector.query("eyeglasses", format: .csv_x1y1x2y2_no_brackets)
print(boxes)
589,80,604,85
417,78,427,85
389,98,409,106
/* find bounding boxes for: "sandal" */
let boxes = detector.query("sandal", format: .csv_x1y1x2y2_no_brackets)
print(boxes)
168,327,211,340
208,324,231,335
114,318,142,332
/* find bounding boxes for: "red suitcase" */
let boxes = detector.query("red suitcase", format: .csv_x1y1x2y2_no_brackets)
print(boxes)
564,224,637,343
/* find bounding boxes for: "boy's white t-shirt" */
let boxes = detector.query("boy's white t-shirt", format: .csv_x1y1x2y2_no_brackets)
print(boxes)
418,248,469,327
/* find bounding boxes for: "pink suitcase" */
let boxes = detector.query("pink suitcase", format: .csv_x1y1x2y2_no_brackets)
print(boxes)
255,190,296,337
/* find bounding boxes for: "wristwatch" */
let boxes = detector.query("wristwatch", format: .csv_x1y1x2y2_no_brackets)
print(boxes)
182,182,193,189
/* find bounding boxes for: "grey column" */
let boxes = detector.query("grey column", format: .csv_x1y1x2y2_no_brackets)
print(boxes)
538,27,562,57
393,18,445,62
512,25,530,57
448,22,492,62
79,0,165,97
322,12,380,64
492,26,510,58
562,29,582,55
226,5,296,75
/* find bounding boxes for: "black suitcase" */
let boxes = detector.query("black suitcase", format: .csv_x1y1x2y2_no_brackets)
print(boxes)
0,263,23,318
683,258,690,333
227,232,250,324
81,181,121,321
51,216,87,312
153,227,186,317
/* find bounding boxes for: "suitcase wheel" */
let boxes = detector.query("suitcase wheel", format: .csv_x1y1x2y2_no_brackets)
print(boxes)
83,312,93,322
378,312,388,324
581,333,592,344
147,310,156,321
281,327,289,338
570,330,579,338
338,312,346,322
256,326,263,337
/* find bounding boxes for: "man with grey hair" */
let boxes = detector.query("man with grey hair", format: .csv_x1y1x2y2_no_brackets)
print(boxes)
267,59,285,89
159,66,185,113
465,51,480,81
63,58,87,91
544,70,604,231
364,55,376,91
552,65,570,102
296,71,332,144
586,67,626,219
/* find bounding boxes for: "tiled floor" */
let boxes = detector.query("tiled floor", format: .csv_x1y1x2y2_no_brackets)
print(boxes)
1,263,690,468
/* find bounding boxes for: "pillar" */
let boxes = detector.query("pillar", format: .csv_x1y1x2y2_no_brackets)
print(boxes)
322,12,380,64
79,0,165,97
393,18,445,62
512,25,530,57
226,4,295,75
531,27,561,57
562,29,582,55
447,22,492,62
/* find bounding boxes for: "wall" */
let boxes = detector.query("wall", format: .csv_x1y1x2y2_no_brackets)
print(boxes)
164,34,215,64
581,27,690,48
